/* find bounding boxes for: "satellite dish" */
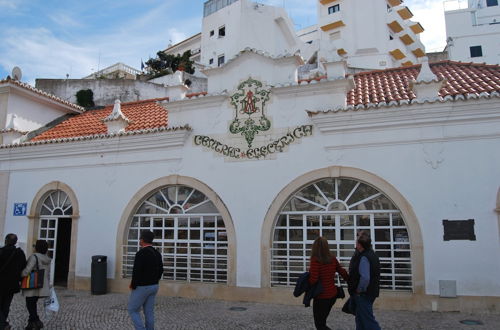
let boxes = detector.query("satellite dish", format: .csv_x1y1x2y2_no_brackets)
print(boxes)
12,67,22,81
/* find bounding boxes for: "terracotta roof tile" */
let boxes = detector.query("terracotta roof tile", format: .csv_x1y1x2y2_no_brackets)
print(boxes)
20,61,500,143
30,98,169,142
348,61,500,106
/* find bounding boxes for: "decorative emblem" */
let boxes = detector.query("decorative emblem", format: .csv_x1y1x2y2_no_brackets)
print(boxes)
229,78,271,148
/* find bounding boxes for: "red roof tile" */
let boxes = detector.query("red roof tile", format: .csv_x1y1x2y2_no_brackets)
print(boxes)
25,61,500,143
31,98,169,142
348,60,500,106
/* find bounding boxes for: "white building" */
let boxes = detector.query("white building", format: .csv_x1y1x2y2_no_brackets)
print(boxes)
1,0,500,314
445,0,500,64
313,0,426,70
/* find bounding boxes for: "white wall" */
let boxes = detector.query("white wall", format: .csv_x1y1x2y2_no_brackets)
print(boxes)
7,92,72,132
445,5,500,64
2,79,500,296
201,0,302,67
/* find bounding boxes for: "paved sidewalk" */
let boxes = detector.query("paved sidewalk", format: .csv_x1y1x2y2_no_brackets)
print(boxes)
6,288,500,329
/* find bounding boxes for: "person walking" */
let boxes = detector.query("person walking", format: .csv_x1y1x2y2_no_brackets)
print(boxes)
348,233,381,330
309,237,349,330
0,233,27,330
128,230,164,330
21,240,52,330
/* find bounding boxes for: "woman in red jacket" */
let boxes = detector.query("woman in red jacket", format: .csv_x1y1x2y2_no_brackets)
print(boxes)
309,236,349,330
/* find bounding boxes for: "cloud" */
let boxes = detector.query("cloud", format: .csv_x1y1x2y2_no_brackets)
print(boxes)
0,28,96,84
0,0,201,82
406,0,447,52
48,11,84,28
0,0,20,9
167,28,188,46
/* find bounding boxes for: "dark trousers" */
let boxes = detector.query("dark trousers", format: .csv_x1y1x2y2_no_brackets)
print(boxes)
26,296,40,322
0,293,14,329
353,294,381,330
312,297,336,330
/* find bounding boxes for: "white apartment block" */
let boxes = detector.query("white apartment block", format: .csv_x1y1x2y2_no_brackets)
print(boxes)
314,0,425,70
166,0,426,74
445,0,500,64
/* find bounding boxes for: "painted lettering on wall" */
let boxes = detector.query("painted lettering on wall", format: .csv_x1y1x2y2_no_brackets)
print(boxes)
194,125,313,160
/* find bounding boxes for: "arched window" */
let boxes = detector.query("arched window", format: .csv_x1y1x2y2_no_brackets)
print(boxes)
271,178,412,291
123,185,228,283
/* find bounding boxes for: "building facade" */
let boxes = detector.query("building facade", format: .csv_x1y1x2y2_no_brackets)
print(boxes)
445,0,500,65
1,0,499,314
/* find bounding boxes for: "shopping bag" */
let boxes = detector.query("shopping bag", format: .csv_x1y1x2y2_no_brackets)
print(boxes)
21,255,45,289
44,288,59,313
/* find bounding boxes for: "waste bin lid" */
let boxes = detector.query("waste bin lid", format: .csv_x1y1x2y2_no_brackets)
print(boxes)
92,255,107,263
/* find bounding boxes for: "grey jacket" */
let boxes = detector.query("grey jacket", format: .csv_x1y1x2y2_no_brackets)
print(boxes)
21,253,52,297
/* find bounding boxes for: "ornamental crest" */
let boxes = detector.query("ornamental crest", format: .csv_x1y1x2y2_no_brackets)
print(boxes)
229,78,271,148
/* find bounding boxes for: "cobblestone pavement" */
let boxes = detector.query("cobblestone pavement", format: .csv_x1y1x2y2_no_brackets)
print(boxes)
5,288,500,329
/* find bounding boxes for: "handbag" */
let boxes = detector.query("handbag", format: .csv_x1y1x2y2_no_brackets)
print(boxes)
21,255,45,290
336,285,346,299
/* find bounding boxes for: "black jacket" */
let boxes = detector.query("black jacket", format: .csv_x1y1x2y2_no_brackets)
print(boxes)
0,245,27,295
293,272,323,307
131,246,163,289
348,248,380,298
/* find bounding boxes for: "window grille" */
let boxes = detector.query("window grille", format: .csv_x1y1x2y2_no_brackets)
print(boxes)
123,185,228,283
271,178,412,291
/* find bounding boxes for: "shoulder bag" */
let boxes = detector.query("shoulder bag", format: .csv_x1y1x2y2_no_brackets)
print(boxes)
21,255,45,290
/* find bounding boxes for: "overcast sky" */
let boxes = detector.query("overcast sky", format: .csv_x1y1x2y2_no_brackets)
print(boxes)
0,0,451,85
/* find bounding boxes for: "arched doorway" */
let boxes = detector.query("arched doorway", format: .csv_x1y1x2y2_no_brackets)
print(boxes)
261,166,424,294
117,176,236,286
29,182,79,288
271,177,411,290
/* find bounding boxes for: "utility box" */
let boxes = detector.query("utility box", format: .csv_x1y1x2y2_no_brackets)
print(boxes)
439,280,457,298
91,255,107,295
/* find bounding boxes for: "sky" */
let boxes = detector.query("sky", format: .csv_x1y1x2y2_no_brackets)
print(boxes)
0,0,451,85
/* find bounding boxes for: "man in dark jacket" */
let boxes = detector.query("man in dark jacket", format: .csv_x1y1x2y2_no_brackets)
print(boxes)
128,230,164,330
348,233,381,330
0,233,26,330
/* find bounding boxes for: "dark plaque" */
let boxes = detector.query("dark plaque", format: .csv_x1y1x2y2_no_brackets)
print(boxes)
443,219,476,241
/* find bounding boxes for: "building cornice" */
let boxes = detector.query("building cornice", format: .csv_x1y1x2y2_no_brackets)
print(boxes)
310,96,500,135
0,129,191,170
161,94,228,112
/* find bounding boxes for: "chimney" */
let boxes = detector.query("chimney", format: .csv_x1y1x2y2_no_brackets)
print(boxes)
102,100,130,134
1,114,26,144
409,57,446,100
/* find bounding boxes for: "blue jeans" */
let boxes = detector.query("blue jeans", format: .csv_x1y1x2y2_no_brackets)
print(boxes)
353,294,381,330
128,284,159,330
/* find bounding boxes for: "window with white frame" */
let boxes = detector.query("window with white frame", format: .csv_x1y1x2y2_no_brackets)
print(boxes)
271,178,412,291
123,185,228,283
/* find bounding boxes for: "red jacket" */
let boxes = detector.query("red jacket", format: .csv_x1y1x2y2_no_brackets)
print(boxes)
308,256,348,299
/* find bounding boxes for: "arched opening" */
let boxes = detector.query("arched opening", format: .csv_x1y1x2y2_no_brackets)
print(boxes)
116,176,236,286
261,166,424,295
29,182,79,289
271,177,411,291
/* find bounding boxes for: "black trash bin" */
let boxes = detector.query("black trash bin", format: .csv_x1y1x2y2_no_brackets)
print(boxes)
91,255,107,295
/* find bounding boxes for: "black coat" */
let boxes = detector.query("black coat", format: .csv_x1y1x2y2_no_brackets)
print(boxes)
0,245,27,295
293,272,323,307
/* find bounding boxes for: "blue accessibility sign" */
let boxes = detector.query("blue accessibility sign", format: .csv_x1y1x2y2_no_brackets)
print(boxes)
13,203,27,216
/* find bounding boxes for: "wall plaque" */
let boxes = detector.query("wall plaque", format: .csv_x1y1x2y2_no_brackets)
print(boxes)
442,219,476,241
